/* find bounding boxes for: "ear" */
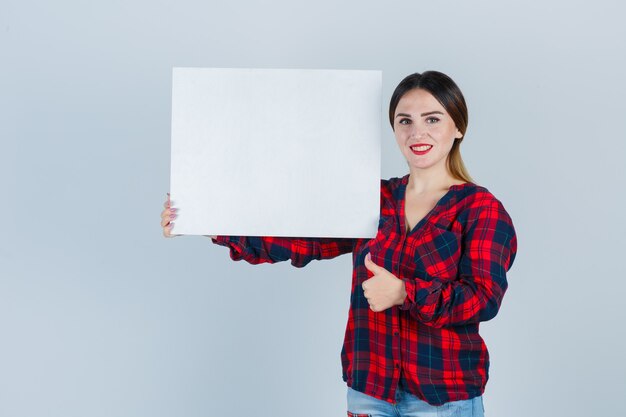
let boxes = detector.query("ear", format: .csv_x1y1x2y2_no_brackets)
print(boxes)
455,129,463,139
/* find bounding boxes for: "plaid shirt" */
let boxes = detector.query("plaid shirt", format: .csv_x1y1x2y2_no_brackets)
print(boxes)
211,174,517,405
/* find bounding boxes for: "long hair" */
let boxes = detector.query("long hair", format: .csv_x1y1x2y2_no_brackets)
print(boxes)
388,71,474,184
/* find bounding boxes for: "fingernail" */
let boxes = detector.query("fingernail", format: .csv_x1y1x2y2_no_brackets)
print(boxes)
170,214,176,219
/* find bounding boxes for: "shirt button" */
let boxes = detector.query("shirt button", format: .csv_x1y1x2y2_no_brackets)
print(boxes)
395,363,400,369
394,331,399,336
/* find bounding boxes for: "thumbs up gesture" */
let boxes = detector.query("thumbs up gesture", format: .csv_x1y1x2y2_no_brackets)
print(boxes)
362,252,407,312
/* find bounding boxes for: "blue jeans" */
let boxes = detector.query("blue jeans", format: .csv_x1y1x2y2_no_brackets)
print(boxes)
346,385,485,417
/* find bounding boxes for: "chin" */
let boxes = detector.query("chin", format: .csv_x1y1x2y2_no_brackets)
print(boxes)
407,156,433,166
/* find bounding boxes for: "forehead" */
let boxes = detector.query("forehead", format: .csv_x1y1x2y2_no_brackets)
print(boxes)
395,88,445,114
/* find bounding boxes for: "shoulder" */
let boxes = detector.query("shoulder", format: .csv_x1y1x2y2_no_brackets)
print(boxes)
455,184,518,266
452,183,515,232
380,174,407,195
380,175,399,190
455,183,509,212
380,175,407,205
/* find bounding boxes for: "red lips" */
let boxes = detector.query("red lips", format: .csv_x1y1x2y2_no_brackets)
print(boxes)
409,143,433,155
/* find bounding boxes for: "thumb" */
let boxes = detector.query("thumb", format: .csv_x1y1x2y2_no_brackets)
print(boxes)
364,252,381,273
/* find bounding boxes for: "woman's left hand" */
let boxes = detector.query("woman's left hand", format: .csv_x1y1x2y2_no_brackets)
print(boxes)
362,253,407,312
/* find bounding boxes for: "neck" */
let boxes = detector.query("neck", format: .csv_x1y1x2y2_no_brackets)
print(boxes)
407,166,457,194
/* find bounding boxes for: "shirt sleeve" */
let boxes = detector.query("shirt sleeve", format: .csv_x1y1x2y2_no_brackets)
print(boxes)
211,235,355,268
397,198,518,328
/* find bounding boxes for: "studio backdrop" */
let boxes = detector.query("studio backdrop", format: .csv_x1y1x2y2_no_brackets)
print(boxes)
1,1,624,416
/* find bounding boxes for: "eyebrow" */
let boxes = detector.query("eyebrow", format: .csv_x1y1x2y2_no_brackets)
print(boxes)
395,111,444,118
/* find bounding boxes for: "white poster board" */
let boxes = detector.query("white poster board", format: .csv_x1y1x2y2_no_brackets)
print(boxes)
169,67,381,238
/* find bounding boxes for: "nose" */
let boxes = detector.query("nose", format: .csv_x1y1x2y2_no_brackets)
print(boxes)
409,125,427,140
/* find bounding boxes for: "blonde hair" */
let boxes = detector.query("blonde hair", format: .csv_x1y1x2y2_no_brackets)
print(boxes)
447,138,474,183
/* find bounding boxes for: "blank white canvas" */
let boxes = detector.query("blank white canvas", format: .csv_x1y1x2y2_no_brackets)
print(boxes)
169,67,381,238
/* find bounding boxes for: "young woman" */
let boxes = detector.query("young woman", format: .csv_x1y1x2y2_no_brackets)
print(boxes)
160,71,518,417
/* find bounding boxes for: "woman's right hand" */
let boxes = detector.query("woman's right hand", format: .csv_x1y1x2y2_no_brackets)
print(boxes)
161,193,217,240
161,193,180,238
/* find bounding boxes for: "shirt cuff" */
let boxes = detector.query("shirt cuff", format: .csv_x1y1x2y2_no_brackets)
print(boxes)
211,235,228,245
399,279,416,310
211,235,246,261
398,278,441,310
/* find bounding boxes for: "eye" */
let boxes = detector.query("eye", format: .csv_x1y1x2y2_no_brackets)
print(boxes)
426,117,440,124
398,118,411,125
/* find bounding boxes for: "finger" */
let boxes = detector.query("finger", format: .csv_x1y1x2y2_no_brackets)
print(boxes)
161,206,177,217
163,223,180,238
163,229,180,238
161,210,177,227
161,209,173,226
164,192,173,208
364,253,381,273
362,285,371,298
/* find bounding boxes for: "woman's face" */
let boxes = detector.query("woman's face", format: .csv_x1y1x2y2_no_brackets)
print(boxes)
393,88,463,173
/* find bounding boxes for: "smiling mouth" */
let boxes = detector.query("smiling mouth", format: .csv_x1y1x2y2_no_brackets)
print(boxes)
410,144,433,155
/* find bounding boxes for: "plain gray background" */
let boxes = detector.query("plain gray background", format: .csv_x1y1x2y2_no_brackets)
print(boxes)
1,1,624,416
